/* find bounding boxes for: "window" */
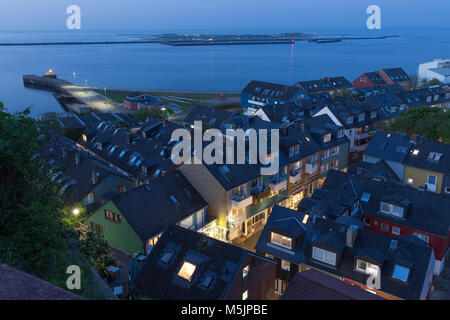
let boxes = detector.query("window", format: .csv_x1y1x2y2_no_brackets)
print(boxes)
358,114,365,122
392,226,400,235
271,232,292,250
322,150,330,160
320,164,329,174
243,265,250,278
427,175,437,185
178,262,196,281
392,265,410,282
413,232,429,243
330,146,339,156
363,217,371,226
161,251,174,263
381,223,389,232
87,192,94,204
412,149,419,156
329,160,339,169
312,247,336,266
338,130,344,138
104,209,121,224
380,202,404,218
242,290,248,300
356,260,379,275
323,133,331,143
445,187,450,194
281,260,290,271
428,152,442,162
371,111,377,119
119,185,126,193
90,222,103,237
346,117,353,125
406,178,414,184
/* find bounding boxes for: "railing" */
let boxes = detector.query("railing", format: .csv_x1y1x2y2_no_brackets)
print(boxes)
231,194,253,210
289,169,302,184
305,162,318,175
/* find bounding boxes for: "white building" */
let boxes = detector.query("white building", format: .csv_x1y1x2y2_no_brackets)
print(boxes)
418,58,450,84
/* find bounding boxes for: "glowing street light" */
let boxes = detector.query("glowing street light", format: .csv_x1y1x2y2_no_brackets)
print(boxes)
73,208,80,216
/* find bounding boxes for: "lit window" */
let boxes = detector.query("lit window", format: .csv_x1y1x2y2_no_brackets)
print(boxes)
271,232,292,250
412,149,419,156
242,290,248,300
392,265,410,282
281,260,290,271
356,260,379,275
178,262,196,281
380,202,404,218
243,265,250,278
323,133,331,143
406,178,414,184
302,214,309,224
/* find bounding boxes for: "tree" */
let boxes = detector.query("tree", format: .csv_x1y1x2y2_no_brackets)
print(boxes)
385,106,450,143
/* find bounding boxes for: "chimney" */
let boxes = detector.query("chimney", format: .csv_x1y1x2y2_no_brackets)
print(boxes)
410,134,420,145
92,170,98,185
75,153,80,165
346,225,359,247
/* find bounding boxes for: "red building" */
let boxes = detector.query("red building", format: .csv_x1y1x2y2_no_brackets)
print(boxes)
353,71,388,88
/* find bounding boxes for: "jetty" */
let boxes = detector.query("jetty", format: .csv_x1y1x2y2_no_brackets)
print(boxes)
23,75,124,113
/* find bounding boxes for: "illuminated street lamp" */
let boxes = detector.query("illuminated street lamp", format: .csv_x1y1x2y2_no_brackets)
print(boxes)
72,208,80,216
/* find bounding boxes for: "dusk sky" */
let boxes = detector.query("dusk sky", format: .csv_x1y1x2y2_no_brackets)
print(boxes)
0,0,448,32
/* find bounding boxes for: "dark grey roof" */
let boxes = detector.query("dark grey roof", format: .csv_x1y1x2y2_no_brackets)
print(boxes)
112,171,207,241
347,160,402,183
134,225,273,300
322,170,450,237
364,131,412,163
405,139,450,174
256,206,433,300
282,269,383,300
183,105,233,129
296,76,352,93
363,72,388,86
242,80,301,101
381,68,410,81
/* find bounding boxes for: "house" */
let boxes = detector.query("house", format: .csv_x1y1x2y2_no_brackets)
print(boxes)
241,80,309,115
378,68,411,89
87,171,208,255
404,139,450,195
347,160,402,184
311,96,380,161
123,93,165,110
363,131,413,180
353,71,388,89
39,132,135,211
397,86,450,109
317,170,450,275
183,105,233,129
255,205,435,299
295,76,353,97
133,225,277,300
418,58,450,84
281,269,383,300
0,264,83,300
77,121,177,184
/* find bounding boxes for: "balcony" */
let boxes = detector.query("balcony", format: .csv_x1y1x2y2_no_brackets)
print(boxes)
251,186,271,205
228,210,247,227
353,143,369,152
269,178,287,193
231,194,253,210
305,162,318,175
289,169,302,185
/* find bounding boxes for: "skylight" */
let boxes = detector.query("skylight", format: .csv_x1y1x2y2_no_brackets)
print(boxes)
412,149,419,156
361,192,371,203
161,251,174,263
389,240,398,250
169,195,178,204
392,264,410,282
178,261,196,281
302,214,309,224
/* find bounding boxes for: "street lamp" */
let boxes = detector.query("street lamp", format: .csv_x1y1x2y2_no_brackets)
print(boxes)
73,208,80,216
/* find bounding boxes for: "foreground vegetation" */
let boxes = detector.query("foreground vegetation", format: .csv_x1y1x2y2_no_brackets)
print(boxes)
0,103,113,299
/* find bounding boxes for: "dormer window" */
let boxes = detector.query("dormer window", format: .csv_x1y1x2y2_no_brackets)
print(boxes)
358,114,365,122
412,149,419,156
380,202,404,218
337,130,344,138
243,265,250,278
323,133,331,143
346,117,353,125
392,264,410,282
428,152,442,162
270,232,292,250
371,111,377,119
177,261,196,282
356,259,379,275
312,247,336,266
